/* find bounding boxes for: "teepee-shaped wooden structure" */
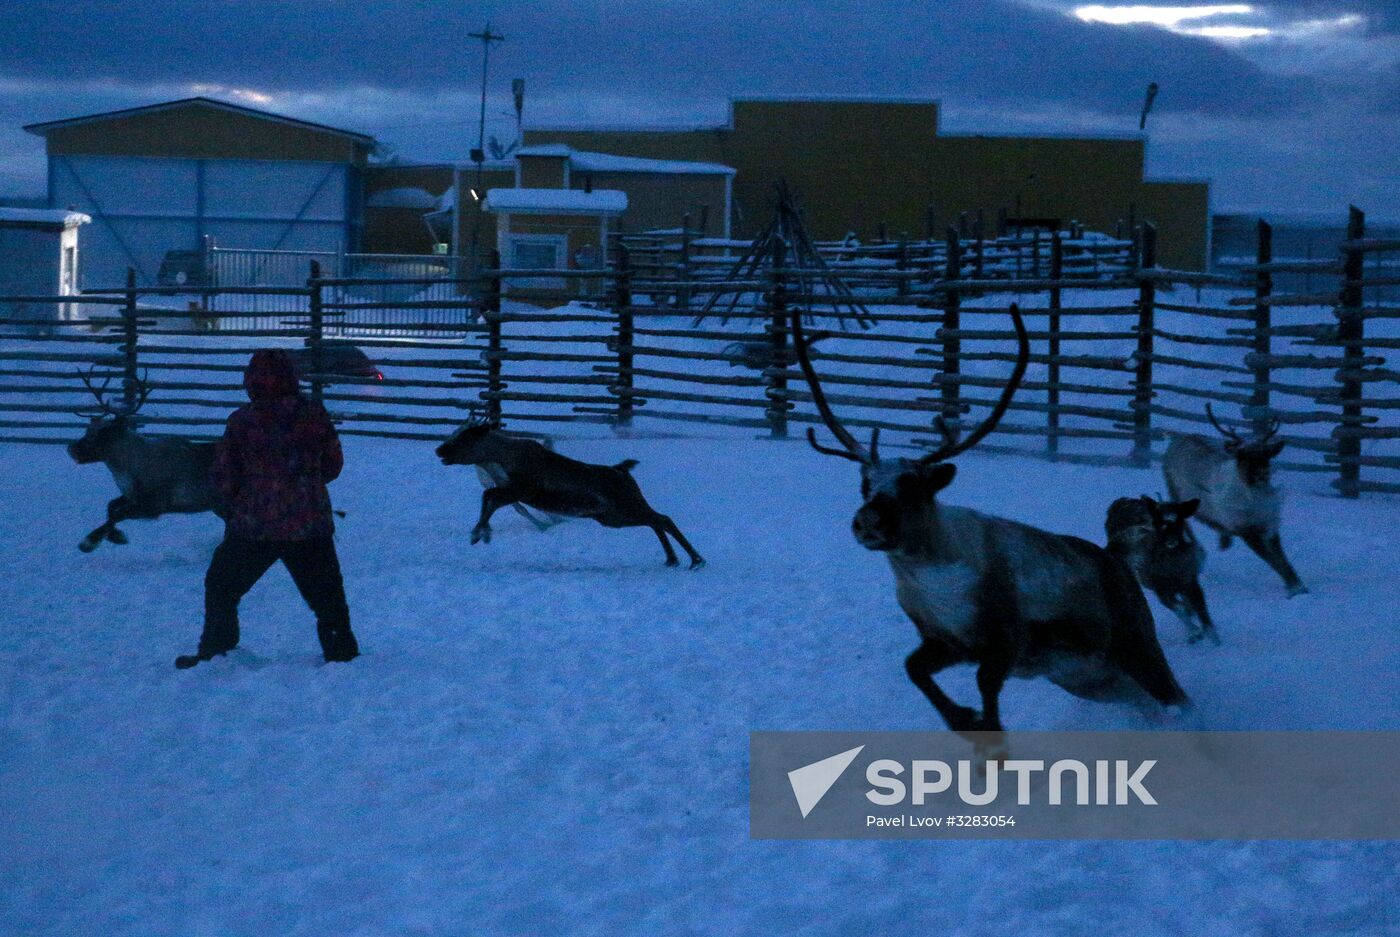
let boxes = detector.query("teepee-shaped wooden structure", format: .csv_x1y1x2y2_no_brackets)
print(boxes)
693,181,874,330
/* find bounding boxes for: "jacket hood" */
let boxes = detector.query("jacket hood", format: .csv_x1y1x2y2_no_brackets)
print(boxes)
244,349,300,403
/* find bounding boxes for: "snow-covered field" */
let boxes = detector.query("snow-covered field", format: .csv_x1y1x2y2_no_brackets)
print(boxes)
2,431,1398,936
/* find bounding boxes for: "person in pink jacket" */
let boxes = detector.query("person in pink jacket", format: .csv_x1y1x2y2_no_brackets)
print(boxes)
176,349,358,668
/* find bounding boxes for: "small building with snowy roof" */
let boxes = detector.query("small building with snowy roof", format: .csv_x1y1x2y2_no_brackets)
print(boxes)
0,208,90,325
483,187,628,285
512,145,733,238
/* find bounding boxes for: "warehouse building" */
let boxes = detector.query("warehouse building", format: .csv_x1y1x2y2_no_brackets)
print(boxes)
24,97,373,288
530,97,1210,270
20,95,1211,282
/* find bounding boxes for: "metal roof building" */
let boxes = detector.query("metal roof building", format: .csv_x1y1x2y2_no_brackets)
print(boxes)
24,97,374,288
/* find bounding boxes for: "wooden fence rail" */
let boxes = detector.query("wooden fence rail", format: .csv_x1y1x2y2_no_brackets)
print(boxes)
2,210,1396,497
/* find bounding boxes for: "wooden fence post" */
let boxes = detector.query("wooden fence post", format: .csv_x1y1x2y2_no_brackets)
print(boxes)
1336,206,1366,498
941,226,962,439
1250,220,1273,444
677,212,692,312
1046,234,1064,459
765,235,790,438
121,267,140,413
974,210,986,279
307,260,324,405
896,236,909,299
485,248,504,426
613,245,635,428
1131,223,1157,466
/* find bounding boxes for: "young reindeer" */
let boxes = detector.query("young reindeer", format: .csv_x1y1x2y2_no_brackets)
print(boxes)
1163,405,1306,596
66,368,224,551
1105,495,1218,645
792,306,1188,733
436,418,704,568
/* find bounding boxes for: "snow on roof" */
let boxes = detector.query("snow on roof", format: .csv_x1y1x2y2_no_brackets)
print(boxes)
23,97,375,143
484,188,627,215
365,187,440,210
568,150,734,176
0,208,90,226
517,144,734,176
516,144,573,158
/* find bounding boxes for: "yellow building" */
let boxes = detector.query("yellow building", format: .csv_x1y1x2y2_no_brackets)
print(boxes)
528,97,1210,270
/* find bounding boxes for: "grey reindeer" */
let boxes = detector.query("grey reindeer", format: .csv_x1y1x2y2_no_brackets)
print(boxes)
1105,495,1218,645
436,418,704,568
791,305,1188,735
67,368,225,551
1164,405,1307,596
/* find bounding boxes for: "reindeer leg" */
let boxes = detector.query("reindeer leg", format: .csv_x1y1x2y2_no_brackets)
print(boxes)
1183,580,1220,645
974,658,1011,732
80,496,130,552
905,640,978,733
648,512,704,569
1240,528,1307,596
649,524,680,567
471,487,517,545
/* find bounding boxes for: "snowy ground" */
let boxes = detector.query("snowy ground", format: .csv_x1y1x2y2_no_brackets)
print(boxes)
1,433,1398,936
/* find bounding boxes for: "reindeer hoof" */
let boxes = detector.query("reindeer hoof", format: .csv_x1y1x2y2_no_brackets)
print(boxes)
470,526,491,545
688,558,706,570
108,529,128,545
78,539,98,553
665,557,679,567
1287,583,1310,598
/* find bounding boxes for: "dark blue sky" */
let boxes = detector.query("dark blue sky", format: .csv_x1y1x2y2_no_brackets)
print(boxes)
1,0,1396,218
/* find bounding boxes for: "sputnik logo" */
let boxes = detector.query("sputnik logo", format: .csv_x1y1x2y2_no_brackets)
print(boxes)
787,745,865,818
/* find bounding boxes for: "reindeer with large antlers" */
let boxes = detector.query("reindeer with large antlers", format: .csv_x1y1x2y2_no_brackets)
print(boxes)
67,367,225,551
1163,405,1306,596
792,305,1188,733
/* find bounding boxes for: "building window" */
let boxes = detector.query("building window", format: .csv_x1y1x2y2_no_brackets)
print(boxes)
508,235,567,270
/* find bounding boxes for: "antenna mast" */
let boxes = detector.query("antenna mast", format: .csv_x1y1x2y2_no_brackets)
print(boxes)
468,21,505,260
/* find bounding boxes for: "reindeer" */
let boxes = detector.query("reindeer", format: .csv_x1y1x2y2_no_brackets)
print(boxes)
1164,405,1306,596
791,305,1188,734
435,419,704,568
1105,495,1218,645
66,368,224,551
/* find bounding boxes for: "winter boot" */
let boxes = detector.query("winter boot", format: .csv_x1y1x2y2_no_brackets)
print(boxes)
320,625,360,663
174,645,235,669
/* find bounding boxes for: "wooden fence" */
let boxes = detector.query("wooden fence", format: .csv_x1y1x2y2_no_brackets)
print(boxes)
2,209,1396,498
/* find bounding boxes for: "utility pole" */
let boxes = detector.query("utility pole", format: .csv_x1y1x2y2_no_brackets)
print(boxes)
468,21,505,262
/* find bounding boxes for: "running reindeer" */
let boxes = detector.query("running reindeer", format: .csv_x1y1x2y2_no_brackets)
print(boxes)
1164,405,1307,596
792,305,1187,733
1105,495,1218,645
67,368,224,551
436,417,704,568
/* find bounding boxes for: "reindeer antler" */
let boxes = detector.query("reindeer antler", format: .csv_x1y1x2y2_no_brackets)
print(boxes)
790,312,877,464
75,366,153,418
129,369,153,415
919,303,1029,464
1204,403,1244,447
76,365,118,416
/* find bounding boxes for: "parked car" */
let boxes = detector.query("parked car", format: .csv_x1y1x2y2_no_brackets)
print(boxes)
290,344,383,383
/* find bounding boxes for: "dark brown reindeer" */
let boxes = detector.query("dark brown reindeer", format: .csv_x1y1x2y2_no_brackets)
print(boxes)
1164,405,1306,596
792,305,1188,734
67,368,224,551
1105,495,1218,645
436,419,704,568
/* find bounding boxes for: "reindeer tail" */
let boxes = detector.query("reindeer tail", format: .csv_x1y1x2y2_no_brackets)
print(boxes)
612,459,639,473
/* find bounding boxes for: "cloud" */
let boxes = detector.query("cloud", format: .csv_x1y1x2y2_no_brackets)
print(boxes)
0,1,1391,219
0,0,1300,119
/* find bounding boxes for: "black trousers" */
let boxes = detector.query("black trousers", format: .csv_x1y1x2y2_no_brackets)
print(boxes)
200,536,357,660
